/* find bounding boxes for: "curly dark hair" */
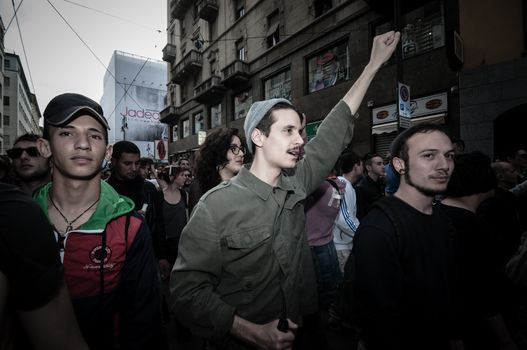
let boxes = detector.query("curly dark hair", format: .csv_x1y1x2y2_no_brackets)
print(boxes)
194,128,244,192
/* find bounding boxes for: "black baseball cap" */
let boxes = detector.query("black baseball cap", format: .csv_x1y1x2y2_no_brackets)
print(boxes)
43,93,110,130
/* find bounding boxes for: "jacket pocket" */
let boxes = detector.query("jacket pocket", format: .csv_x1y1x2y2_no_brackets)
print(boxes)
220,226,272,278
225,226,271,249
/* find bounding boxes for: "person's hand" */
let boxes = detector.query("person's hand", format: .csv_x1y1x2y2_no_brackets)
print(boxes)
159,259,171,280
369,30,401,71
253,319,298,350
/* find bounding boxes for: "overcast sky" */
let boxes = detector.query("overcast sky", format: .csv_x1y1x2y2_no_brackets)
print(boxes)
1,0,167,113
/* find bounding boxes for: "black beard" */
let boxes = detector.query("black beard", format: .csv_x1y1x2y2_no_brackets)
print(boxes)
404,168,444,197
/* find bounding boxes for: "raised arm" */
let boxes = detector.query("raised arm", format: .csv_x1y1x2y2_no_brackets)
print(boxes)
299,31,400,195
343,31,400,115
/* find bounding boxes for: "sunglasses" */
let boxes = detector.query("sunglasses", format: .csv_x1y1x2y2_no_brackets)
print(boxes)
7,146,40,159
229,145,246,156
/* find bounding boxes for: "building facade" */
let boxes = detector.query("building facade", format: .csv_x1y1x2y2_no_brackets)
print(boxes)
161,0,526,161
457,0,526,159
100,51,169,160
0,16,5,154
2,52,40,151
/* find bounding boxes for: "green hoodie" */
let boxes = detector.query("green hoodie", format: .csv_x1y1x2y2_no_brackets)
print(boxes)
33,181,134,232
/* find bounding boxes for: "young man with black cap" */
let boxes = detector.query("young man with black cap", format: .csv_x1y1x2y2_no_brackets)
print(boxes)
352,123,457,350
170,31,399,349
33,93,161,350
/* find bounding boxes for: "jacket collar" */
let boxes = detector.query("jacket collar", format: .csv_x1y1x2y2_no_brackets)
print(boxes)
33,181,134,231
235,165,296,201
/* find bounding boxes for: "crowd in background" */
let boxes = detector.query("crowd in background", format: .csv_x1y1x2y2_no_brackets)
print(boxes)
2,30,527,350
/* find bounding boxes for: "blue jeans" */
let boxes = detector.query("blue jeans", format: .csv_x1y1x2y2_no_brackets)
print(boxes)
310,241,343,307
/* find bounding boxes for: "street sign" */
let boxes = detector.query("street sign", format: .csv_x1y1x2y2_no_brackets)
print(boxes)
398,82,411,118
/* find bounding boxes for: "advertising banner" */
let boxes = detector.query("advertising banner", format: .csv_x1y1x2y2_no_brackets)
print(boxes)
120,85,168,142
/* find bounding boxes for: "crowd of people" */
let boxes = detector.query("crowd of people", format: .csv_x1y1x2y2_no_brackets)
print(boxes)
2,30,527,350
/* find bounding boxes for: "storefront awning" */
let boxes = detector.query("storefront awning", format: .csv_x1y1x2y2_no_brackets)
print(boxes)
399,113,446,129
372,113,446,134
372,122,397,135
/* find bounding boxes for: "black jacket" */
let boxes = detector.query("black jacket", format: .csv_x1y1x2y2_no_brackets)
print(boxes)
107,174,167,259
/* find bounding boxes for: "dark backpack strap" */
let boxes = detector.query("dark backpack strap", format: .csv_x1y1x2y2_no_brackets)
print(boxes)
326,178,342,194
99,230,107,295
337,197,406,326
181,189,188,207
124,212,131,256
370,198,405,254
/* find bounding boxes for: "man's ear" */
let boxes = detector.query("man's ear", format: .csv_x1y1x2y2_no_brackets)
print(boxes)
105,144,113,162
251,128,265,150
392,157,406,175
36,138,52,158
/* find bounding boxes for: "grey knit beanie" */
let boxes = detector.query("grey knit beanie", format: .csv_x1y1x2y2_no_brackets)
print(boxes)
243,98,292,154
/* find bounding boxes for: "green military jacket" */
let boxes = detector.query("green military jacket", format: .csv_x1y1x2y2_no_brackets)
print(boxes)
170,101,356,347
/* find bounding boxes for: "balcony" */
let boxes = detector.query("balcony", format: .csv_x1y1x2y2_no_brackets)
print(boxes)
197,0,218,22
171,50,203,84
170,0,193,19
194,76,226,103
160,105,181,124
221,60,251,88
162,43,177,63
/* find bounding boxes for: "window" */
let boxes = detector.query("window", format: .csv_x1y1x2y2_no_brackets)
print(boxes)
3,96,9,106
194,112,204,133
236,39,246,61
234,91,252,120
376,1,445,60
307,41,350,93
210,58,218,76
4,59,10,69
236,6,245,19
181,84,187,102
210,104,222,128
182,119,190,138
235,0,245,19
3,115,9,126
264,69,291,100
314,0,332,17
266,11,280,48
172,124,179,141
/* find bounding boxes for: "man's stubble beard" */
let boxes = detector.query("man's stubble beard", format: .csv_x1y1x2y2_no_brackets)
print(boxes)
403,165,446,198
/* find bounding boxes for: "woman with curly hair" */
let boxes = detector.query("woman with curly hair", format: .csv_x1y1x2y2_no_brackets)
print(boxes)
188,128,246,213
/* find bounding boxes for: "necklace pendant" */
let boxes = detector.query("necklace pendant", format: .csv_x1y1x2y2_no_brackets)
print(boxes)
65,225,73,232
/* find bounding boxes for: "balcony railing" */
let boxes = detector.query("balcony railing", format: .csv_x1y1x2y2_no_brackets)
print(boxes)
170,0,193,19
160,105,181,124
162,43,177,63
194,75,226,103
221,60,250,87
197,0,218,22
171,50,203,84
